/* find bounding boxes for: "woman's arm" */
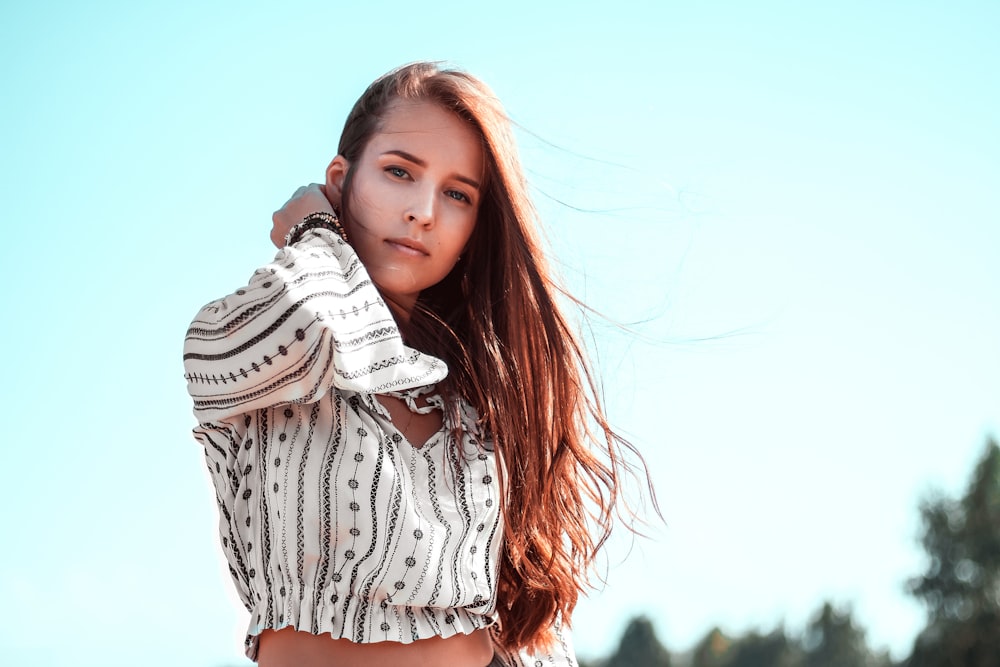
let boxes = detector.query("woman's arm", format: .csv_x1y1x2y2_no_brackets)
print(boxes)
183,190,447,423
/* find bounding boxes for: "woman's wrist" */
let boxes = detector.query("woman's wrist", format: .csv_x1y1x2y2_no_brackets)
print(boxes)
284,211,349,247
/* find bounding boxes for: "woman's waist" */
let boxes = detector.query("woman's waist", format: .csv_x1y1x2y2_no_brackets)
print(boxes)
243,590,498,662
257,626,495,667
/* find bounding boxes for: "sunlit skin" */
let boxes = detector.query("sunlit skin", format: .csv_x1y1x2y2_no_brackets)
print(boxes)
258,627,494,667
262,101,493,667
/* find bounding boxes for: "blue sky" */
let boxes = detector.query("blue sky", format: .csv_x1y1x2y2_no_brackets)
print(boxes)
2,2,998,665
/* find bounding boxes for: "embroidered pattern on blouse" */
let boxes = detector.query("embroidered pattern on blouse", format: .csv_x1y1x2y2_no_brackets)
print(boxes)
184,228,575,665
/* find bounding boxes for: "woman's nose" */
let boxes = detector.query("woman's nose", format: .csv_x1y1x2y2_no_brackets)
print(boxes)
404,186,436,226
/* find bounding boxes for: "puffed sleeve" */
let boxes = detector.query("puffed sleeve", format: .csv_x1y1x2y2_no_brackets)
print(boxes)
490,615,578,667
183,227,447,422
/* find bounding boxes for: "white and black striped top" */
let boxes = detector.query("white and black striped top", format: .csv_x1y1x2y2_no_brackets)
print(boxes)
183,228,575,665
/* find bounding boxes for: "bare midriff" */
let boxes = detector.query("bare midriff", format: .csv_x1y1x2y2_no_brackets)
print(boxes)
257,627,495,667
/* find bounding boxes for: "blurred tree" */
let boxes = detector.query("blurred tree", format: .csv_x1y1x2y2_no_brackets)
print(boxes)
691,626,731,667
604,615,672,667
906,438,1000,666
723,627,801,667
801,602,887,667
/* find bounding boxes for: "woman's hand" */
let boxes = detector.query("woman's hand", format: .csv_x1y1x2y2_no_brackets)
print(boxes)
271,183,337,248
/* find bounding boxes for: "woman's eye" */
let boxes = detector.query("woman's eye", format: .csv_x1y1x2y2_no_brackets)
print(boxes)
387,166,409,179
446,190,470,204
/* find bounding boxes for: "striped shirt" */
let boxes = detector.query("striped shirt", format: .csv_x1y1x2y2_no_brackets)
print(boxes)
183,228,575,665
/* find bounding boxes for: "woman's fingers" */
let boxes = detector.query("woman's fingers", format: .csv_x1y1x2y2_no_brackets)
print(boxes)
270,184,337,248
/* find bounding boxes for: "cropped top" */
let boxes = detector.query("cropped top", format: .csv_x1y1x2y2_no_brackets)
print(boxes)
183,227,576,665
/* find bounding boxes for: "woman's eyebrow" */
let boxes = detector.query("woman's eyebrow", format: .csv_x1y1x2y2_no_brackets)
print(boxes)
382,149,481,191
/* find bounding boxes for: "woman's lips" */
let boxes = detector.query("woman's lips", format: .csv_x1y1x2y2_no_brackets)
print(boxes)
386,238,429,256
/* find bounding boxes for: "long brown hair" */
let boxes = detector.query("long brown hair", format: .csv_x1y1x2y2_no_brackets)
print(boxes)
336,62,653,653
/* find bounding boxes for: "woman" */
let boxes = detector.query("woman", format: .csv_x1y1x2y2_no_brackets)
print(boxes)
183,62,647,667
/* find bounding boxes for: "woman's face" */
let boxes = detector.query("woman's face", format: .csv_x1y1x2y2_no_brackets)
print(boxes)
327,99,484,319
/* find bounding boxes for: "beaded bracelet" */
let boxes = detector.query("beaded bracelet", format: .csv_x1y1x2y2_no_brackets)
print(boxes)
284,211,349,247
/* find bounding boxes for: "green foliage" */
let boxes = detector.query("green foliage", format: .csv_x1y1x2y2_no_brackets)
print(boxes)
723,628,802,667
601,605,890,667
691,627,731,667
906,439,1000,666
604,616,672,667
801,602,883,667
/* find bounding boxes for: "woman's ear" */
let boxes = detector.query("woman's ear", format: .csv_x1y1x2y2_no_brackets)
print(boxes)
325,155,350,208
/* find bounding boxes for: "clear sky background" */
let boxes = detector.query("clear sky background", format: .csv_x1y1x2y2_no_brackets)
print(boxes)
2,2,998,666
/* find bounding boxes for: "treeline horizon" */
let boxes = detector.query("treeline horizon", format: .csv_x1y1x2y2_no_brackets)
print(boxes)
579,437,1000,667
